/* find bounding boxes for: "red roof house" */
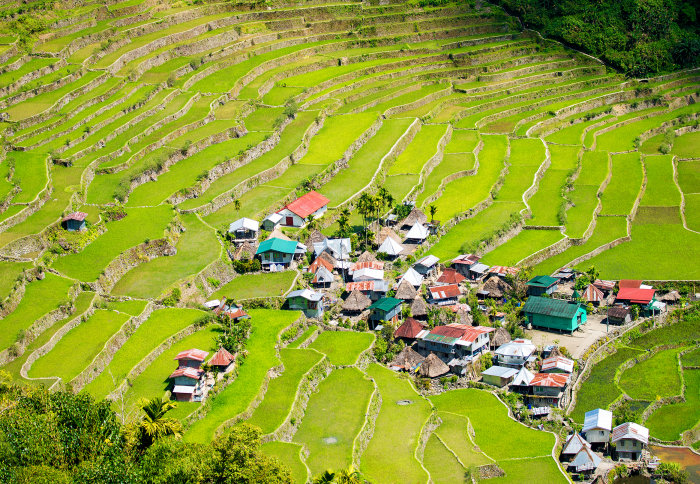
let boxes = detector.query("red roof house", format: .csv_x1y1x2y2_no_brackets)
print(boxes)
616,288,655,305
583,284,605,304
62,211,88,222
437,268,465,285
278,190,329,227
62,211,88,231
209,347,235,369
531,372,569,387
353,260,384,271
174,349,209,368
169,366,204,380
428,284,461,304
309,256,334,274
394,317,426,340
619,279,642,289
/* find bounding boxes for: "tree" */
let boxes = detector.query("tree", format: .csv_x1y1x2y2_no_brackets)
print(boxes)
131,397,182,452
233,198,241,213
313,470,336,484
337,208,351,238
336,465,362,484
429,204,437,223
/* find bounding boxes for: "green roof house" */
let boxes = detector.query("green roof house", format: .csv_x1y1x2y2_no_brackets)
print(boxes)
368,297,402,330
256,237,299,270
526,275,558,296
522,296,586,333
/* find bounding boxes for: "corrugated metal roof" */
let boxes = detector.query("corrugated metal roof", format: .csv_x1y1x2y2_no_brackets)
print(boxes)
256,237,298,255
612,422,649,444
283,190,329,218
616,288,655,304
428,284,460,300
527,275,558,288
175,349,208,362
369,297,402,312
562,433,591,455
482,366,518,378
542,355,574,373
583,409,613,432
530,373,568,388
583,284,604,303
287,289,323,301
169,367,204,380
452,254,479,265
62,211,88,223
437,268,465,285
522,296,583,319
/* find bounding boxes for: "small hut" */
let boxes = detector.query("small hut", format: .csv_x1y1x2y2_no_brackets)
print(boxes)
390,346,425,371
419,353,449,378
395,279,418,300
305,229,327,250
455,308,473,326
410,297,428,320
62,212,88,232
490,327,511,350
481,276,512,299
234,241,256,261
394,317,426,342
376,226,402,246
583,284,604,305
208,347,235,372
357,250,377,263
342,289,371,314
401,208,427,230
661,290,680,303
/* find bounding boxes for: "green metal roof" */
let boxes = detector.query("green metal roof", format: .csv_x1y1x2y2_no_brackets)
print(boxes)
522,296,583,319
423,333,457,345
369,297,402,312
256,237,298,255
526,275,558,288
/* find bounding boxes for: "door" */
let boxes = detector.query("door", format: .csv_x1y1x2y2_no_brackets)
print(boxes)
286,216,294,226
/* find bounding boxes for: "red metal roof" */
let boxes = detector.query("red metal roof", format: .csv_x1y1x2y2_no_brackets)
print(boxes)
452,254,479,265
309,256,334,274
209,347,235,367
488,265,519,276
394,317,426,339
619,279,642,289
583,284,604,303
62,211,88,223
530,372,569,388
169,367,204,380
174,348,209,362
437,268,465,285
353,261,384,271
428,284,460,299
223,307,249,320
593,279,615,291
282,190,329,219
541,356,574,373
430,324,494,343
616,287,655,304
346,281,376,292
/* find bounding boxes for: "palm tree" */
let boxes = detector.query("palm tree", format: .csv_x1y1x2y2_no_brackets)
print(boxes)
357,193,372,246
313,470,336,484
336,465,362,484
132,396,183,451
429,204,437,223
338,208,351,238
233,198,241,213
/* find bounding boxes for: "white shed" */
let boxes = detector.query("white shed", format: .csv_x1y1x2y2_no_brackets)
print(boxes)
583,408,613,444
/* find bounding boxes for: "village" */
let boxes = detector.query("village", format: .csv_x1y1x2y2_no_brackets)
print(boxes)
158,189,691,483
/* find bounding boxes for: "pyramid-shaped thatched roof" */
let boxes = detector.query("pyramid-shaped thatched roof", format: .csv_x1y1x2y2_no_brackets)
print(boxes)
401,208,427,228
317,250,338,268
234,241,256,260
410,296,428,317
376,226,402,246
268,228,292,241
305,229,326,249
395,279,418,300
419,353,449,378
394,317,426,339
357,250,377,263
482,276,512,298
662,290,680,302
342,289,371,312
456,308,473,325
490,327,511,348
390,345,425,370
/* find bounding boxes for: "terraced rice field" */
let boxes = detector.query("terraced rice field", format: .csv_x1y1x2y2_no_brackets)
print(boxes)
0,0,696,480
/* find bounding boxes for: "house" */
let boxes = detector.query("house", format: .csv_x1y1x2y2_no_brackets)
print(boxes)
526,275,558,296
616,287,655,306
469,262,490,281
419,353,450,378
619,279,643,289
277,190,329,227
510,366,535,394
607,306,631,325
342,289,371,315
204,299,224,311
208,347,235,372
414,255,439,276
482,366,518,387
541,355,574,374
436,268,465,285
394,317,427,343
529,373,569,408
582,284,605,305
314,238,351,261
495,338,536,368
404,223,428,244
489,327,511,350
261,213,282,231
389,346,424,371
401,208,427,230
368,297,402,329
309,255,334,275
305,229,327,249
174,349,208,368
562,433,591,459
286,289,324,318
221,305,249,322
612,422,649,461
568,447,601,475
593,279,616,295
410,296,428,320
353,267,384,282
480,276,512,300
256,237,299,270
170,348,209,402
451,254,483,279
488,265,519,279
583,409,613,445
377,236,404,258
312,265,334,287
552,268,575,282
400,267,424,288
522,296,587,333
62,212,88,232
346,280,389,301
357,250,377,263
417,324,494,374
395,279,417,300
228,217,259,241
427,284,461,306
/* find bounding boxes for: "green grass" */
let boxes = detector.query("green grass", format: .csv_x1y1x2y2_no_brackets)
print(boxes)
6,151,47,204
546,115,613,145
0,261,30,301
600,152,644,215
677,160,700,194
481,229,563,266
361,364,430,484
619,347,683,400
384,174,419,201
112,213,220,299
0,272,74,352
682,347,700,367
434,411,491,467
631,317,700,350
83,308,206,399
28,309,130,382
389,124,448,175
640,155,681,206
445,129,479,153
288,325,318,349
211,271,296,301
184,309,300,443
104,299,148,316
525,168,570,226
246,348,324,434
645,369,700,441
294,367,374,476
495,456,566,484
308,331,375,366
565,185,599,238
320,118,413,206
577,150,609,186
52,206,173,281
415,151,471,206
672,131,700,158
423,434,469,484
684,193,700,231
259,441,308,484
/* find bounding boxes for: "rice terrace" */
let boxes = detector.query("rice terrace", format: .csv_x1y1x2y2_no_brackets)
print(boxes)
0,0,698,482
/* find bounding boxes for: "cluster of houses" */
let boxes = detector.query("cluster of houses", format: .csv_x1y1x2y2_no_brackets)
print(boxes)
168,346,236,402
561,408,650,476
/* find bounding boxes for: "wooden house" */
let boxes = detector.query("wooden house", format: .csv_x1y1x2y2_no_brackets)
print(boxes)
286,289,324,318
480,276,512,300
395,279,417,300
261,213,282,231
488,265,519,279
607,306,631,325
255,237,299,270
436,268,465,286
410,296,428,320
417,324,494,374
495,338,536,367
400,208,427,231
368,297,402,329
526,275,558,296
583,284,605,305
427,284,461,306
208,347,235,372
404,223,428,244
419,353,449,378
394,317,427,343
341,289,371,315
482,366,518,387
522,296,587,333
451,253,481,279
228,217,259,241
62,212,87,232
583,409,613,445
389,346,425,372
413,254,439,276
612,422,649,461
277,190,329,227
528,373,569,408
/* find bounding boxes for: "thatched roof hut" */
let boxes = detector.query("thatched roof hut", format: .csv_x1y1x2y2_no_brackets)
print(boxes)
548,346,563,358
317,251,338,268
390,346,425,370
357,250,377,263
490,327,511,349
234,241,256,260
661,290,680,302
410,297,428,318
456,308,473,325
395,279,418,300
419,353,449,378
268,228,292,241
401,208,427,229
482,276,512,299
305,229,326,250
342,289,371,313
376,226,402,246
